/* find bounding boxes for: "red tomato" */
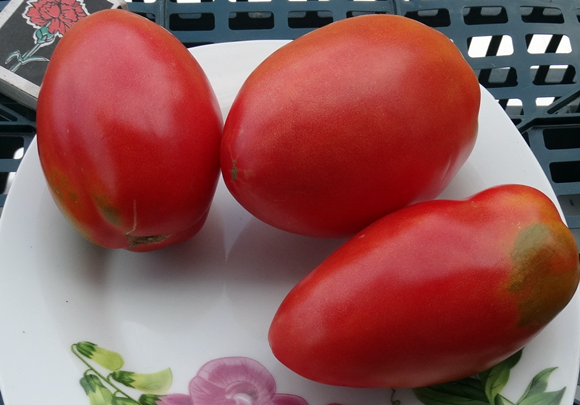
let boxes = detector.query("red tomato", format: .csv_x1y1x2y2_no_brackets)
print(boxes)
221,14,480,238
37,9,222,252
268,184,579,388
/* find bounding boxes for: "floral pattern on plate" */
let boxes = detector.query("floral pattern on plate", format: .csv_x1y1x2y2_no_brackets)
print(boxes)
71,342,566,405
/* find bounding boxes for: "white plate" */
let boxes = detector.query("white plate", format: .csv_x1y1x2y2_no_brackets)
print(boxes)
0,40,578,405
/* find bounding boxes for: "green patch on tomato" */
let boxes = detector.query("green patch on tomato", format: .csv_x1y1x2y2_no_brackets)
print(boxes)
230,160,238,182
509,222,579,328
93,195,121,226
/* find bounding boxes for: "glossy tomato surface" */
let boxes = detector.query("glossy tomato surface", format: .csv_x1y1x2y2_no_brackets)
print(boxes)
37,9,222,252
268,184,580,388
221,14,480,238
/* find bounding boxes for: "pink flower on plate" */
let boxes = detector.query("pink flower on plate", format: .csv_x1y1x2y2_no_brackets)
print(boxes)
189,357,309,405
25,0,88,36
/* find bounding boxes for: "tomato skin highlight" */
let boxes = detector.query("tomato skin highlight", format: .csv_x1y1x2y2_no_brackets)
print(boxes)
221,14,480,238
37,9,222,252
268,184,580,388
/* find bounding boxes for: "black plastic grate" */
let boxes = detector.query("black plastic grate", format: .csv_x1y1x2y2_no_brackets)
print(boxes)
145,0,397,47
394,1,580,133
0,92,35,208
525,118,580,242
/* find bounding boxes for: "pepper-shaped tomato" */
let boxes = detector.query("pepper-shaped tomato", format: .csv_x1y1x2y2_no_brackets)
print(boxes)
221,14,480,238
268,184,579,388
37,10,222,252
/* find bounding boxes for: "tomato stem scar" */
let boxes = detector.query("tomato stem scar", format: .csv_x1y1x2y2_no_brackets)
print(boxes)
128,234,168,249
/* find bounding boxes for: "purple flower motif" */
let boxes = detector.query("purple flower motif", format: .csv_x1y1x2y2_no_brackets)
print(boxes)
189,357,309,405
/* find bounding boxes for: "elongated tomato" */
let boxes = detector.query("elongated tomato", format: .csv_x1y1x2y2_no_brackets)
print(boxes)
269,184,579,388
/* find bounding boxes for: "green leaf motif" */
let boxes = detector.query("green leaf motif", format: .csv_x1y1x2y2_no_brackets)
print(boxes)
517,368,565,405
138,394,162,405
480,351,523,404
413,378,489,405
517,367,557,403
111,368,173,395
76,342,125,371
80,374,114,405
77,342,98,358
414,352,566,405
518,389,566,405
111,371,136,387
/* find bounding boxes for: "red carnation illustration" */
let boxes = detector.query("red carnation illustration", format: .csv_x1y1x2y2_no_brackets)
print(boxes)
5,0,88,72
26,0,88,35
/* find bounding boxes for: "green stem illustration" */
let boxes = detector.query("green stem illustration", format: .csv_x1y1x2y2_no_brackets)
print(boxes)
6,23,54,72
72,341,173,405
71,343,137,402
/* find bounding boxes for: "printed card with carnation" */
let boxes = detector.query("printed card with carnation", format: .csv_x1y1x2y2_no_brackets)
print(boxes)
0,0,126,109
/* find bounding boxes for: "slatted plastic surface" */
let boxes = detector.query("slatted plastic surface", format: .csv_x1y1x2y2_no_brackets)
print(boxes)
0,95,35,210
127,0,397,46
